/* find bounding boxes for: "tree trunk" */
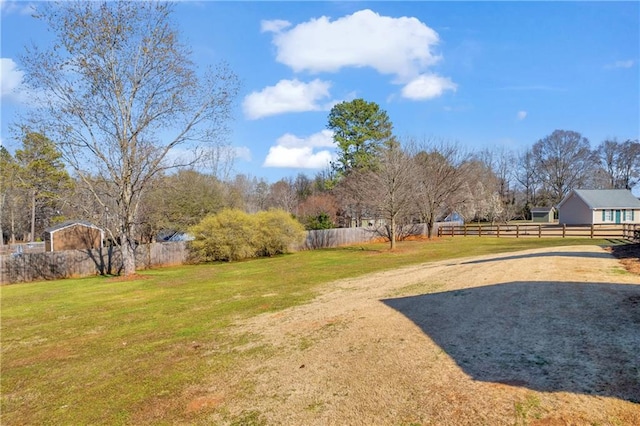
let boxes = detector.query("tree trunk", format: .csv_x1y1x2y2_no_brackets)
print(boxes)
10,208,16,244
390,217,396,250
30,190,36,242
426,218,434,239
121,236,136,276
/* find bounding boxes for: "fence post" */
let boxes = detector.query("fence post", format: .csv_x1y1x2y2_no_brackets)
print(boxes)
538,225,541,238
479,225,482,237
562,223,566,238
497,225,500,238
516,224,519,238
464,225,467,236
590,224,594,239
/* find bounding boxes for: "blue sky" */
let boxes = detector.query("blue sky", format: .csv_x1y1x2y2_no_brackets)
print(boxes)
1,1,639,184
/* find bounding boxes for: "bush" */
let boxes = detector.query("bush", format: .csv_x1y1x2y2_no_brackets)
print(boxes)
255,210,306,256
304,212,334,230
189,208,306,262
188,209,256,261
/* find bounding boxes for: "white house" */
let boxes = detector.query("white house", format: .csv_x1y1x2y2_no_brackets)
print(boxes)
557,189,640,225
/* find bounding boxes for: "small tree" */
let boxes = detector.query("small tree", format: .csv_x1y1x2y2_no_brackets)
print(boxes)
364,142,417,249
413,140,470,238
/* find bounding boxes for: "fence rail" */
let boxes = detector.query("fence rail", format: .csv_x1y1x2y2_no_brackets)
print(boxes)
437,223,639,240
3,222,638,285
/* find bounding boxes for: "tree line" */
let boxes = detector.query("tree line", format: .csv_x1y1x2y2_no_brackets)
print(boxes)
2,111,638,247
1,1,638,275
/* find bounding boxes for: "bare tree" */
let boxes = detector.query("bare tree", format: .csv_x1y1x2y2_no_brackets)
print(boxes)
413,140,470,238
333,169,372,228
364,142,417,249
596,139,640,190
19,2,239,275
267,178,298,214
483,147,516,221
515,149,541,217
532,130,596,204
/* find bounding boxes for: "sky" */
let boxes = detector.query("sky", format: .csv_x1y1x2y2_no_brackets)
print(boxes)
1,1,639,186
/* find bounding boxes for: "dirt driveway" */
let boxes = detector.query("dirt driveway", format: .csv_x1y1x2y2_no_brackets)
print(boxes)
204,245,640,425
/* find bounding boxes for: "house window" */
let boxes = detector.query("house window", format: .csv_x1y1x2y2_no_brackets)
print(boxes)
603,210,612,222
623,210,633,222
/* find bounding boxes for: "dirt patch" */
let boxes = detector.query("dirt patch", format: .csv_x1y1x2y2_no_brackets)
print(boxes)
200,245,639,425
608,243,640,275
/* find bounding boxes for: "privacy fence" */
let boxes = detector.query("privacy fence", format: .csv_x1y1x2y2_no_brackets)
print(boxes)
1,242,188,284
302,223,432,249
437,223,639,240
3,222,638,284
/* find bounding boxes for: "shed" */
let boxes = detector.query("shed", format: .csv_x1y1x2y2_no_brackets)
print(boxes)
444,211,464,223
531,206,556,223
43,221,104,252
557,189,640,225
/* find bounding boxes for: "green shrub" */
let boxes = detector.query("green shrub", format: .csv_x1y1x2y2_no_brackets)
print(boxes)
255,209,306,256
304,212,334,230
188,209,256,261
189,209,306,262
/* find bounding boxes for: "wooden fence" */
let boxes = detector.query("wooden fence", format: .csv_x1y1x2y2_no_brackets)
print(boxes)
437,223,639,240
0,242,188,285
4,222,637,284
302,223,432,249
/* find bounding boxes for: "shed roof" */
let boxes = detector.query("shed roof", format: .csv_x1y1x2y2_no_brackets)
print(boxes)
559,189,640,210
44,220,103,234
531,207,555,213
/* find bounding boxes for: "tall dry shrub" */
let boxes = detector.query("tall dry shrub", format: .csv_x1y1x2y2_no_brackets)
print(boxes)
189,208,305,261
255,209,306,256
188,209,256,261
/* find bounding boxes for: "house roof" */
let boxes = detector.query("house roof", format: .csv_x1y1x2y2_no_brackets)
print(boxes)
531,207,555,213
559,189,640,210
44,220,103,234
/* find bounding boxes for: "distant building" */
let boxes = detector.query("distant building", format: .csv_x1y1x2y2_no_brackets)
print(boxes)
43,221,104,252
443,211,464,223
531,206,556,223
557,189,640,225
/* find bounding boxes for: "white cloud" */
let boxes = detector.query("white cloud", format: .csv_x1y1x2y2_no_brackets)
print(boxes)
260,19,291,33
233,146,252,162
243,78,333,120
276,129,335,148
401,74,457,100
0,57,24,100
266,9,441,81
263,130,335,169
517,110,527,120
0,1,35,16
604,60,635,69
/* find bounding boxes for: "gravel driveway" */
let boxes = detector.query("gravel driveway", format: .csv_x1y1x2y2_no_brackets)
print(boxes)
200,245,640,425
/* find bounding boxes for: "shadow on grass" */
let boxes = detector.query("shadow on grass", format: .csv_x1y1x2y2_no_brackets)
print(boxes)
382,281,640,403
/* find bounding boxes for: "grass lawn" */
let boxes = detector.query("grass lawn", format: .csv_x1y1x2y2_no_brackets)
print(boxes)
0,237,620,425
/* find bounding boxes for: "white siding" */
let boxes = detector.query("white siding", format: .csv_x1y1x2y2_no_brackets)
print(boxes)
593,208,640,224
558,192,592,224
